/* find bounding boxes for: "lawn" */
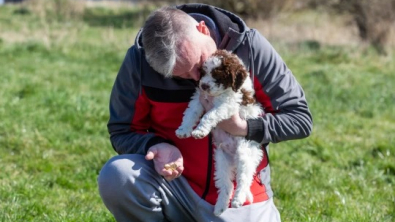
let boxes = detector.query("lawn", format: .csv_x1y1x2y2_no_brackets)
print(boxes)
0,2,394,222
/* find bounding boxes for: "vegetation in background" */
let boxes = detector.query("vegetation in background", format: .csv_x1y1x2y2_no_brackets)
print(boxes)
0,1,394,221
156,0,395,54
13,0,395,52
336,0,395,55
16,0,86,21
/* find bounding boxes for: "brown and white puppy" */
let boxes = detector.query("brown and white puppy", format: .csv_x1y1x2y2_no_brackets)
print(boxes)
176,50,264,215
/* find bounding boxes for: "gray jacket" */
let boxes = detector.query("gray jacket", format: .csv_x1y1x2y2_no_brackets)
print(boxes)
107,3,312,204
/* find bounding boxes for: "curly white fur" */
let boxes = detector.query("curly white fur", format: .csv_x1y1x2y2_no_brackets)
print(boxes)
176,50,264,216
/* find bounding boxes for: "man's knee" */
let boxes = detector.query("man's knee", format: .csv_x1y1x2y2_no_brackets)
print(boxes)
98,154,154,205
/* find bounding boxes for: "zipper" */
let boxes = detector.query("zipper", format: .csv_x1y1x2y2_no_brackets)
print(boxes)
246,29,255,83
201,133,213,200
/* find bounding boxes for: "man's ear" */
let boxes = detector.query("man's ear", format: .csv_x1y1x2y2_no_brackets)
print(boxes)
196,21,210,36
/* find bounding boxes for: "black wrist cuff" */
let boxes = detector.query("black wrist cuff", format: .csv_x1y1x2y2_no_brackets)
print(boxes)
246,118,264,143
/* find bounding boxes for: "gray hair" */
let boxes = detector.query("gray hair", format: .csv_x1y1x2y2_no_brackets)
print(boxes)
142,7,197,77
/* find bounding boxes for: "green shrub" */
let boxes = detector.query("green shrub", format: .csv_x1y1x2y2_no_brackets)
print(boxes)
337,0,395,54
307,0,395,54
147,0,294,19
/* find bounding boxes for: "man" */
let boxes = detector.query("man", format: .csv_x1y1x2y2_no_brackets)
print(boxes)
98,4,312,222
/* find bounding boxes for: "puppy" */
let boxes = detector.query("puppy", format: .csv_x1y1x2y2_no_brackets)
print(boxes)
175,50,264,215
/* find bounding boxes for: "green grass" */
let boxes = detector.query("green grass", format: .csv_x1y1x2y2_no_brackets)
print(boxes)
272,43,395,221
1,3,394,222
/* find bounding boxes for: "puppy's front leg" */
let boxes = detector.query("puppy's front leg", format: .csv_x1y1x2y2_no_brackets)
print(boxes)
176,90,204,138
192,96,239,139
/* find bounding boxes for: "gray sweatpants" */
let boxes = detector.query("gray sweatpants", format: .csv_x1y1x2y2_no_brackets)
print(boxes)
98,154,281,222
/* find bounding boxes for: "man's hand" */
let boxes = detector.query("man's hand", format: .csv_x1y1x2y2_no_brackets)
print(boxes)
145,143,184,181
217,114,248,137
199,94,248,137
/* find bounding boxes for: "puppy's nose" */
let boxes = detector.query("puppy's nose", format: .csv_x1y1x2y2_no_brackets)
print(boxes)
200,83,209,91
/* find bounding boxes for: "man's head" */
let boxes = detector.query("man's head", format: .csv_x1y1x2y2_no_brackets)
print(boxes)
142,7,217,81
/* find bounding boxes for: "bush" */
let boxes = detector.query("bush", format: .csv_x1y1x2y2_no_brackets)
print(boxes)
146,0,294,19
336,0,395,54
309,0,395,54
201,0,294,19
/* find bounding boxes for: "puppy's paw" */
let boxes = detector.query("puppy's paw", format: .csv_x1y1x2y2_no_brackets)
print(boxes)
175,127,192,138
231,190,252,208
192,128,210,139
214,203,228,216
231,199,243,208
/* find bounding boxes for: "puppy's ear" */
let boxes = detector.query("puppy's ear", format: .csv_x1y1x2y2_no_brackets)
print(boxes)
232,66,247,92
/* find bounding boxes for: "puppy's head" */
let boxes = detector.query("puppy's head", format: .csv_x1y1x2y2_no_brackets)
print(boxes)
199,50,248,96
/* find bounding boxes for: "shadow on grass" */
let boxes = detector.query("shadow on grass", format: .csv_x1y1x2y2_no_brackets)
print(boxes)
83,7,152,29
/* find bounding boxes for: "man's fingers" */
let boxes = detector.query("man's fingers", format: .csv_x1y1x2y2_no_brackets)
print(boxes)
163,170,177,181
164,175,173,182
145,149,157,160
176,165,184,174
163,170,182,182
162,165,183,181
161,167,178,176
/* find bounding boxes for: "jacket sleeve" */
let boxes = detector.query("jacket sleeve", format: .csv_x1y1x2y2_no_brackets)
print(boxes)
246,29,313,144
107,47,170,155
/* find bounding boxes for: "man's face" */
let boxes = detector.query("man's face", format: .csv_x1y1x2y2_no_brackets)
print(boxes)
172,40,203,81
172,21,217,81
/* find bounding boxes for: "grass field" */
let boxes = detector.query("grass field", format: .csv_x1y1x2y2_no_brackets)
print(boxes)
0,2,394,222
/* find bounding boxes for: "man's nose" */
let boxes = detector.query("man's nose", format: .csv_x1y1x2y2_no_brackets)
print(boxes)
200,83,209,91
